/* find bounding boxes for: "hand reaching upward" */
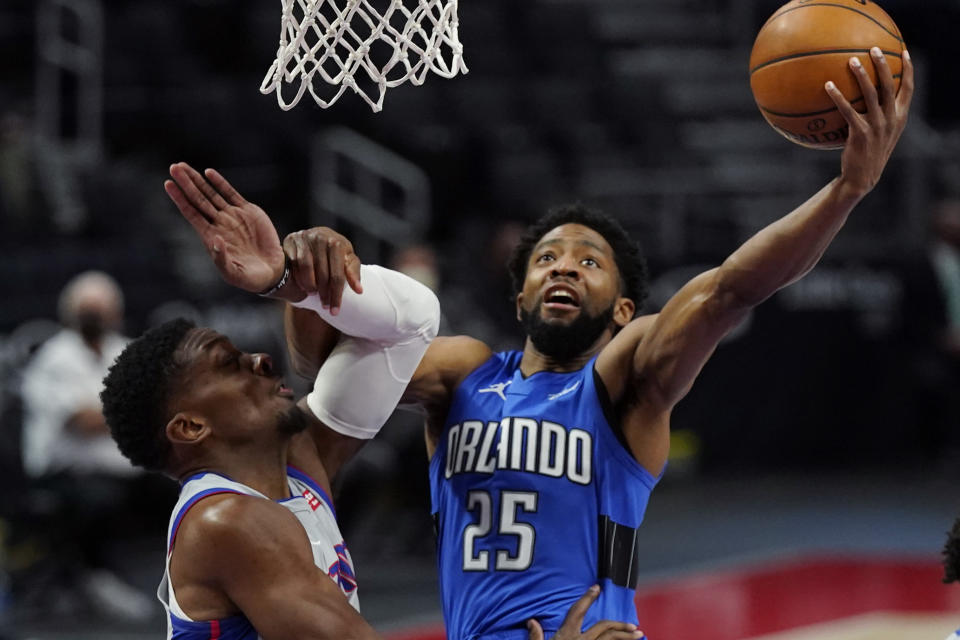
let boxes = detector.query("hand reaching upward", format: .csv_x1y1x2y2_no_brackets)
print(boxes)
825,47,914,197
165,162,286,294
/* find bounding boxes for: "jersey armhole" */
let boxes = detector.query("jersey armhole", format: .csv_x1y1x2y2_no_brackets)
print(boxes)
592,363,663,486
592,365,630,454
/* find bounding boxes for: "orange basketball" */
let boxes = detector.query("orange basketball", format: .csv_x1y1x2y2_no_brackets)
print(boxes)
749,0,904,150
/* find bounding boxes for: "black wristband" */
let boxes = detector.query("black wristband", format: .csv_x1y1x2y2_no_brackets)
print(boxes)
258,257,292,297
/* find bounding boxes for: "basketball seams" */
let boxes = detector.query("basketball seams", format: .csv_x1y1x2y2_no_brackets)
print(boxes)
759,98,861,119
753,65,902,116
756,70,902,117
750,49,902,75
764,2,902,44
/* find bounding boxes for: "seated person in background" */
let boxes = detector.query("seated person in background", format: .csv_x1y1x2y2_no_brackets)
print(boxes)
21,270,132,478
19,270,165,621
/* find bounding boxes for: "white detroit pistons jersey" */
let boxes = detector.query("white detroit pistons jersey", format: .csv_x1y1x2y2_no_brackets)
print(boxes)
158,466,358,639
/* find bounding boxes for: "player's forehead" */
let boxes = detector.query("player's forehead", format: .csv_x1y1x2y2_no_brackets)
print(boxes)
533,223,614,258
175,327,233,368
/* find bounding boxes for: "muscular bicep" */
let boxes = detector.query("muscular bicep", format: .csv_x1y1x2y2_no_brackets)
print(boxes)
402,336,492,406
182,497,378,640
633,268,749,410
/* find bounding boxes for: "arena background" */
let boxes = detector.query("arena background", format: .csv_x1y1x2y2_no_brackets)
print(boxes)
1,0,959,638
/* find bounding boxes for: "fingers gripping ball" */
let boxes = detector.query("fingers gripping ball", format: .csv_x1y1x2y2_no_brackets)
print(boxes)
749,0,904,149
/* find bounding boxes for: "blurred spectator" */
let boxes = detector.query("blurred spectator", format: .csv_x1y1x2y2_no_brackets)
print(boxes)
899,196,960,464
18,271,169,621
21,271,133,477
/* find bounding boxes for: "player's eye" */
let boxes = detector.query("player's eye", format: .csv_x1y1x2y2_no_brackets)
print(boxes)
220,351,241,369
536,253,554,263
581,257,598,267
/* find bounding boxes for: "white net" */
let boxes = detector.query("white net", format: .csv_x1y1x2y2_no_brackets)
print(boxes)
260,0,468,113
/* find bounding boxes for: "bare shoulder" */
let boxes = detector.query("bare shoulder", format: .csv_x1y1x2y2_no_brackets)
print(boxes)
171,487,375,639
176,493,308,562
406,335,493,404
430,335,493,372
595,313,659,403
406,335,493,457
169,492,311,620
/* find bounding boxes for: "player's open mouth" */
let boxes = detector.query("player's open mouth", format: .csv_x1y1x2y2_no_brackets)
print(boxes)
276,381,294,398
543,285,580,310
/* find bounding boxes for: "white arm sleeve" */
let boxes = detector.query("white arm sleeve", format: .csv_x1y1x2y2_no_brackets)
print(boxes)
292,265,440,439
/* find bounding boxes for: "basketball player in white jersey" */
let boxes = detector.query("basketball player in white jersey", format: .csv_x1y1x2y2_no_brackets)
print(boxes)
100,163,644,640
96,158,447,638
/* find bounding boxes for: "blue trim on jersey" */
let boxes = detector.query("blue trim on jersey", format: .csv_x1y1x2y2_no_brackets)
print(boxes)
169,488,244,553
286,465,336,518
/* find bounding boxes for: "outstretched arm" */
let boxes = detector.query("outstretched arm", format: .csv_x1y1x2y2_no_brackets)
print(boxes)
605,48,914,474
164,161,363,306
165,164,439,479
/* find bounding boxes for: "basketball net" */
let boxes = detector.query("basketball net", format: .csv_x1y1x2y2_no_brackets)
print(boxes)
260,0,468,112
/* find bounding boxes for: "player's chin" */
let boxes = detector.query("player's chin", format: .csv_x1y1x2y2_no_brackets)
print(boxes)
539,304,581,322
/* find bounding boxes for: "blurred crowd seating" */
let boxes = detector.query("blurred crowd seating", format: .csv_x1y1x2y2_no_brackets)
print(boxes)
0,0,956,476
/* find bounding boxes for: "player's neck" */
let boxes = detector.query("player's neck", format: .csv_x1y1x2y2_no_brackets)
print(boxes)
181,444,291,500
519,339,601,377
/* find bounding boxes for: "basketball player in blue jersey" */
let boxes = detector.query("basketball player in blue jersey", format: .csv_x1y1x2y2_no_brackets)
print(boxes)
289,48,915,639
105,162,644,640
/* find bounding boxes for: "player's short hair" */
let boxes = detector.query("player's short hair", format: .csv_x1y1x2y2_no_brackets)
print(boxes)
943,516,960,584
508,204,649,312
101,318,195,473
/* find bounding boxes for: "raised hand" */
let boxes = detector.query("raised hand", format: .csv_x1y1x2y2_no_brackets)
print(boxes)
825,46,914,196
526,585,645,640
165,162,286,294
283,228,363,315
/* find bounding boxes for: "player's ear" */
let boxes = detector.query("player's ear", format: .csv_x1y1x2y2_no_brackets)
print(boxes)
515,292,525,322
166,412,210,446
612,296,635,328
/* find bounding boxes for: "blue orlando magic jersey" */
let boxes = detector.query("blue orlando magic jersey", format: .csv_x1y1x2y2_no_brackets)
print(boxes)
430,351,660,640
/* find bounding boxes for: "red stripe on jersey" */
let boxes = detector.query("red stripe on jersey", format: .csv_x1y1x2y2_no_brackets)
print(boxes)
208,619,221,639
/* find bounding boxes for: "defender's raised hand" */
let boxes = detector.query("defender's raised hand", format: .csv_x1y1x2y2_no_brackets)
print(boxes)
826,46,914,196
283,228,362,315
526,586,645,640
165,162,286,294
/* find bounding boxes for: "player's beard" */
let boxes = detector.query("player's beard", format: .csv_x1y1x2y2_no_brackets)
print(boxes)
520,302,614,362
275,404,309,436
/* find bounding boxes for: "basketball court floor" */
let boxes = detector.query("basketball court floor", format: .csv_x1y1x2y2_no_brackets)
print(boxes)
9,469,959,639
